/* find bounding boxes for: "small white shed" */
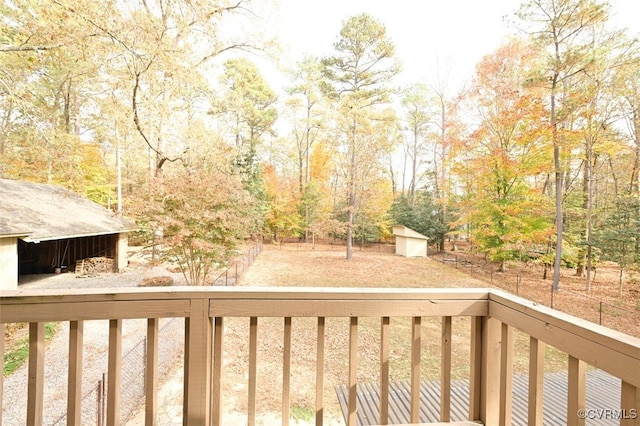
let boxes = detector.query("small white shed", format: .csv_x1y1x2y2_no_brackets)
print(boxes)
393,225,428,258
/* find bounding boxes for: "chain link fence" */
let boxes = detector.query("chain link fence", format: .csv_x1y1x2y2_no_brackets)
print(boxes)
212,239,264,286
51,317,184,425
272,237,395,253
436,252,640,336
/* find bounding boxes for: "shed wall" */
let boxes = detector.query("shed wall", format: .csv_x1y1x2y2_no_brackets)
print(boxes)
0,237,18,290
406,238,427,258
116,233,128,272
395,236,407,257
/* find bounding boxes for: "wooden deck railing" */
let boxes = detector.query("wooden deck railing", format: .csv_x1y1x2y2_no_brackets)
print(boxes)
1,287,639,426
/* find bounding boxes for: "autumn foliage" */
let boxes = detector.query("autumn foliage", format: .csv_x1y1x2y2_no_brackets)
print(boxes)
141,170,258,286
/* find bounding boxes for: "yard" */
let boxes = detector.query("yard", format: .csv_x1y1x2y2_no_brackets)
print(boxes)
215,242,576,423
5,241,639,425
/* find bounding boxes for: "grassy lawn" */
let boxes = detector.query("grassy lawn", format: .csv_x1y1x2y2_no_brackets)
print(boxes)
3,323,58,377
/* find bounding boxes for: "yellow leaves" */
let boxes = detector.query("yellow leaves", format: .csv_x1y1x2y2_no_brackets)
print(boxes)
262,164,303,238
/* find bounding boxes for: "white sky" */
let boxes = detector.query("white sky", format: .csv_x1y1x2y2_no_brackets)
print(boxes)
268,0,640,90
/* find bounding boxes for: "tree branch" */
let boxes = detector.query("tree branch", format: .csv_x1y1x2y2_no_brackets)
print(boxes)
0,44,63,52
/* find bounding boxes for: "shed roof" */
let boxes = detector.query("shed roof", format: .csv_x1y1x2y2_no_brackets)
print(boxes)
0,178,134,241
392,225,428,240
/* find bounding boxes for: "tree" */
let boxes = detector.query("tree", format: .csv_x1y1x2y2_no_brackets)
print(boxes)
263,164,302,242
0,0,268,206
457,39,553,271
390,191,449,247
614,43,640,194
568,26,630,290
321,13,400,259
516,0,610,291
593,193,640,296
286,55,325,192
400,83,433,204
142,169,257,286
213,57,278,196
0,0,104,188
420,59,462,252
285,55,326,241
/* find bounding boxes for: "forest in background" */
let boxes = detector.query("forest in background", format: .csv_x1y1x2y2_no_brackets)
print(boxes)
1,0,639,289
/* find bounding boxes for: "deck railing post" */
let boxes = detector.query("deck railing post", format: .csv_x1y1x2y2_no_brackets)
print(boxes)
184,298,213,426
469,317,483,421
212,317,224,426
480,316,501,425
620,381,639,426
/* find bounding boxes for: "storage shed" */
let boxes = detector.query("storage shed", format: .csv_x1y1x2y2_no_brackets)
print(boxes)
392,225,428,258
0,178,134,290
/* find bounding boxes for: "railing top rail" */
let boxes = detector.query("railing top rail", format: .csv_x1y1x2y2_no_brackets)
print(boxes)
0,286,493,304
489,288,640,388
0,287,492,323
489,288,640,348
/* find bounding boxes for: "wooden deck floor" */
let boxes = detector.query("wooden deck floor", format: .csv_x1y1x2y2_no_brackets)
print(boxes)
335,369,621,425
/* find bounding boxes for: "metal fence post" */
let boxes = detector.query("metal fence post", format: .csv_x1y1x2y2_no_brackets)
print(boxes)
599,301,603,325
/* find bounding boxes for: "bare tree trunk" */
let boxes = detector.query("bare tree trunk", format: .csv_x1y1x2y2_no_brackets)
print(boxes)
630,109,640,193
346,117,357,260
585,151,594,292
551,74,563,292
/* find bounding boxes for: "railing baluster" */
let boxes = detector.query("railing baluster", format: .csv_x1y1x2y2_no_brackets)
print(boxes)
441,316,452,422
499,322,513,426
411,316,421,423
315,317,325,426
348,317,358,426
469,316,482,421
283,317,292,426
212,317,224,426
380,316,390,425
145,318,158,426
68,320,84,425
27,322,45,425
107,319,122,426
620,380,639,426
248,317,258,426
528,337,545,426
567,355,586,426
